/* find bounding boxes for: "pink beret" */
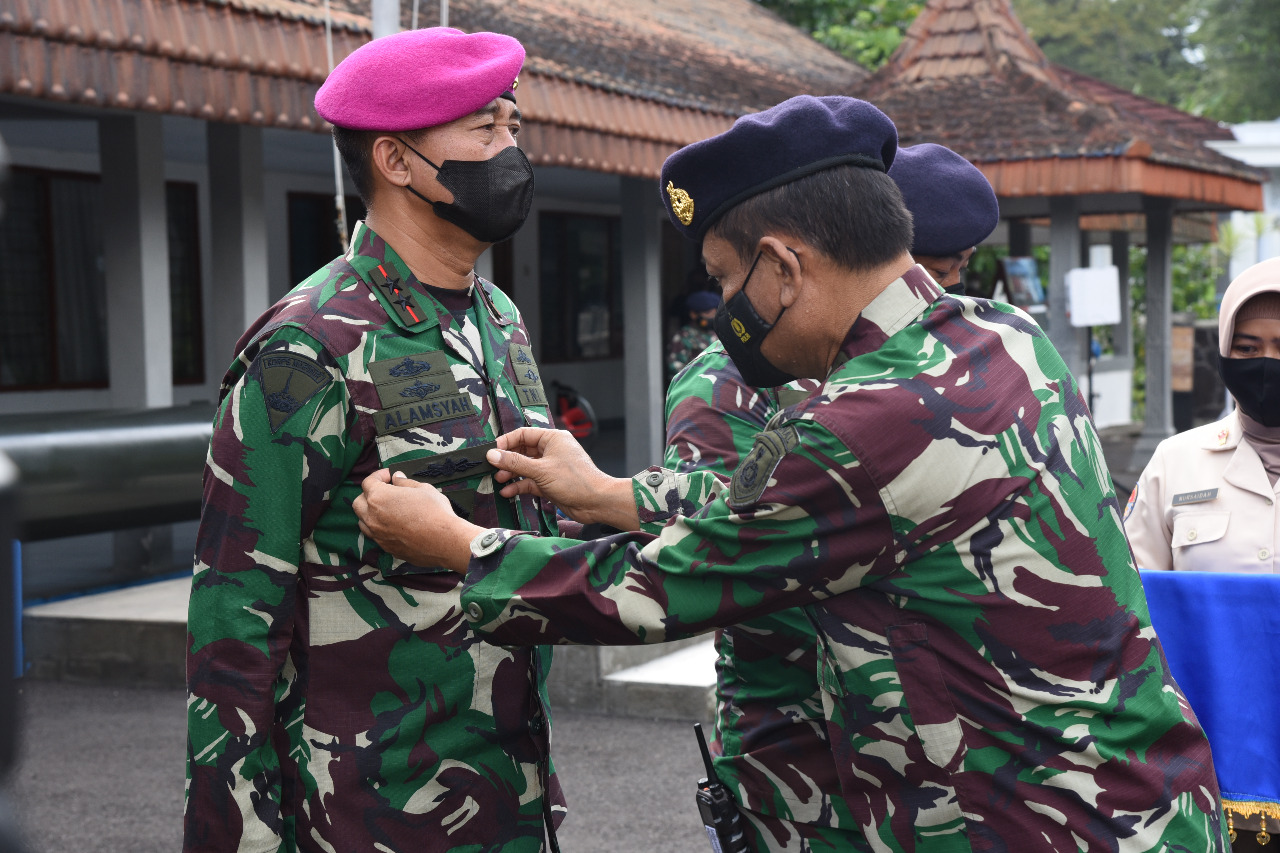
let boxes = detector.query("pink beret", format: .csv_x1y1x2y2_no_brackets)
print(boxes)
315,27,524,132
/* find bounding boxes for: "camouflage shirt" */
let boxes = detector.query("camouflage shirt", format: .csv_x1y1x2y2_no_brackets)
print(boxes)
461,268,1228,852
185,221,563,853
665,342,859,838
665,322,717,380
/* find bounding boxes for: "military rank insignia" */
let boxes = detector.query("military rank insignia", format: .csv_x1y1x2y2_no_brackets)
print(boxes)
508,344,547,407
256,351,333,433
666,181,694,226
729,425,800,508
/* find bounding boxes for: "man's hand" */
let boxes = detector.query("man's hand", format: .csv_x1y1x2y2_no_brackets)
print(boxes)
487,427,641,531
354,470,483,573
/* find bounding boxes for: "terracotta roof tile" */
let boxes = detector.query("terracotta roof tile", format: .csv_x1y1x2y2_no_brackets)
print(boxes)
0,0,856,177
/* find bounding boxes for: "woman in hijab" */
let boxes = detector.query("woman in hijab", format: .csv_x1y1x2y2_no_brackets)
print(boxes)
1123,256,1280,852
1125,256,1280,574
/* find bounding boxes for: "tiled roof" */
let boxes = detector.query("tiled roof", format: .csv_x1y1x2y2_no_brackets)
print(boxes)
0,0,862,178
382,0,868,114
865,0,1264,211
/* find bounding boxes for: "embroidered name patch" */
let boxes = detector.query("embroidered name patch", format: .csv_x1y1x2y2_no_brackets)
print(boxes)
1172,489,1218,507
729,425,800,508
257,352,332,433
375,393,476,436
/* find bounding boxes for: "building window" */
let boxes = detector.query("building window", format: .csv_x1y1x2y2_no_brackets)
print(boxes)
287,192,366,288
539,212,623,362
0,168,108,390
167,182,204,385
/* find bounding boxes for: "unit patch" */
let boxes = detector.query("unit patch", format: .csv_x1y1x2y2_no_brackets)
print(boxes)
1124,484,1139,521
257,352,332,433
729,425,800,508
1171,489,1218,507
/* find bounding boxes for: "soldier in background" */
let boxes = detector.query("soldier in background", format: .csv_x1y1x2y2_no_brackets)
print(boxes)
660,141,999,851
184,28,563,853
665,289,722,382
356,95,1229,851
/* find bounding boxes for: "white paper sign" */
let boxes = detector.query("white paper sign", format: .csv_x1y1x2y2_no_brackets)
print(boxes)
1066,266,1122,327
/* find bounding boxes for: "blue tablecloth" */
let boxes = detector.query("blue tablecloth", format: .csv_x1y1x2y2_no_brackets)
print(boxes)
1141,570,1280,813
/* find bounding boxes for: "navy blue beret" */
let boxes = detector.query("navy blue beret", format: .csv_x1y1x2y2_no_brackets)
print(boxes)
888,143,999,257
685,290,721,312
660,95,899,240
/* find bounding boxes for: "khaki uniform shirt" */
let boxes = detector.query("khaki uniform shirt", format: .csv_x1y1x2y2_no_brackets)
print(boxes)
1124,412,1280,573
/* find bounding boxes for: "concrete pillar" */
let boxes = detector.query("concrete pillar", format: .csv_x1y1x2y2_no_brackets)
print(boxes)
1110,230,1132,362
1047,196,1084,378
370,0,399,37
620,177,664,475
1135,196,1176,462
100,114,172,409
1008,219,1032,257
207,122,269,365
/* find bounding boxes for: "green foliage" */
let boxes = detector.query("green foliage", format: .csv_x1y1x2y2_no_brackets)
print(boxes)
1011,0,1200,110
754,0,923,68
1188,0,1280,123
758,0,1280,124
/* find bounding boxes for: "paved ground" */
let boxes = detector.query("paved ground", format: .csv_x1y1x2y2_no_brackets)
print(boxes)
0,680,710,853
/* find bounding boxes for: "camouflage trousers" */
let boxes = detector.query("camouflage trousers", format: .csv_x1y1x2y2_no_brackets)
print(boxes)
741,808,871,853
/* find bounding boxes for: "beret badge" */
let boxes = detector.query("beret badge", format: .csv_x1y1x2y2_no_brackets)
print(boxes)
666,181,694,226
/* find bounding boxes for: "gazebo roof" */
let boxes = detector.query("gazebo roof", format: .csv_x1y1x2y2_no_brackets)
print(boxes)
864,0,1265,214
0,0,864,179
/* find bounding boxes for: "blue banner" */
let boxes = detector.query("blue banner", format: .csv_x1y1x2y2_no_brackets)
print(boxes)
1141,570,1280,812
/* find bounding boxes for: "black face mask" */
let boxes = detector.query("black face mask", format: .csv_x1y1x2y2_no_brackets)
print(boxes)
1220,354,1280,427
714,252,798,389
401,141,535,244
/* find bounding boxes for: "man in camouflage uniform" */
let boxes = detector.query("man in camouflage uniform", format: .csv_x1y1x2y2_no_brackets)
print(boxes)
184,29,563,853
661,142,1002,851
356,96,1229,852
665,290,721,381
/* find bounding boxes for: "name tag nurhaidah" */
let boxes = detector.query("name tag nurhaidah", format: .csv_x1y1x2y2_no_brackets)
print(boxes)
387,441,498,485
375,393,476,436
368,352,451,386
1172,489,1218,506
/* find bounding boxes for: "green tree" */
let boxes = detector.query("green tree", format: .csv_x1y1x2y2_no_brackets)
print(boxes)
1011,0,1200,110
755,0,922,68
1188,0,1280,123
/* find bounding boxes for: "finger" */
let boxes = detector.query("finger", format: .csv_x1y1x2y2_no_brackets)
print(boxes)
361,469,393,493
486,446,544,481
390,471,427,488
495,426,552,454
357,518,372,537
352,494,367,520
497,477,542,499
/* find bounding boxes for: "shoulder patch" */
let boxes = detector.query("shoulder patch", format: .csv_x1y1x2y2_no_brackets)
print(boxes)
257,352,332,433
729,425,800,508
1123,483,1139,521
